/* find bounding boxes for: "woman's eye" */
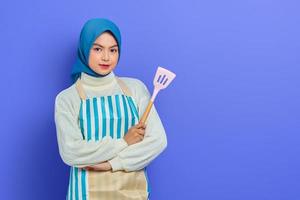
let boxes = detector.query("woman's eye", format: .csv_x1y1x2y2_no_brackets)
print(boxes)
110,49,118,53
94,48,102,51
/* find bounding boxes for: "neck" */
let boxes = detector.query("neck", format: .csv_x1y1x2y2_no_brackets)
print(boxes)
80,71,115,87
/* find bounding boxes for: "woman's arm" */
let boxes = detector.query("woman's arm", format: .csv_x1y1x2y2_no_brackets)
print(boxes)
108,79,168,172
54,92,128,168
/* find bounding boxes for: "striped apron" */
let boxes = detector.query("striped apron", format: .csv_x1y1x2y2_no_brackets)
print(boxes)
66,77,150,200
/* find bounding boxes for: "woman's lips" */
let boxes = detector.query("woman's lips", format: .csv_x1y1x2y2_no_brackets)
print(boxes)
99,64,110,70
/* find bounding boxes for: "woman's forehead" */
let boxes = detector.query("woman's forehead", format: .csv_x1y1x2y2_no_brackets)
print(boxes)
93,32,118,46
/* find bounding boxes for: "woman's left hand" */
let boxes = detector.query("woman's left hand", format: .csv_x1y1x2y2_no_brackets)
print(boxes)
83,162,112,171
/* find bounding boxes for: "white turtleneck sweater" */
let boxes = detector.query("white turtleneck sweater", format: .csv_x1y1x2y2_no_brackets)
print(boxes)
54,72,167,172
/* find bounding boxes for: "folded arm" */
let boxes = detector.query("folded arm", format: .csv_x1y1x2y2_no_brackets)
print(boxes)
54,93,128,168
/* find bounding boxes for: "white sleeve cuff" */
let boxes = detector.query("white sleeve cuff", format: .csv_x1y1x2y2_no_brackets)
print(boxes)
108,156,123,172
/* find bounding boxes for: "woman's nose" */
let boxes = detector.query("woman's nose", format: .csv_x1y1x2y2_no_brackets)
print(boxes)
101,50,109,61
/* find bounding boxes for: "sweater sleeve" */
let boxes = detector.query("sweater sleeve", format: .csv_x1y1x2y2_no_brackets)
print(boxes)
108,79,168,172
54,89,128,168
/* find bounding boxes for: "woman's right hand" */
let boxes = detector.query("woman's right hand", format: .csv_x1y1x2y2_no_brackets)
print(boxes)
123,122,146,145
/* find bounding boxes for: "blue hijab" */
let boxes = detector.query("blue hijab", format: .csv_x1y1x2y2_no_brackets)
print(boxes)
71,18,122,83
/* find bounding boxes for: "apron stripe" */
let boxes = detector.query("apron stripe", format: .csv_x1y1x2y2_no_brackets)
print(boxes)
128,97,139,120
81,169,87,200
104,96,110,139
75,168,79,200
82,101,87,140
111,95,118,139
100,97,107,138
121,95,129,134
127,96,137,126
92,98,99,141
89,99,95,141
108,96,114,138
115,95,122,139
96,98,103,140
79,101,85,140
86,99,92,141
78,169,82,199
118,95,125,138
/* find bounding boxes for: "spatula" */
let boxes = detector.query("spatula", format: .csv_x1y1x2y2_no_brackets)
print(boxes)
139,66,176,123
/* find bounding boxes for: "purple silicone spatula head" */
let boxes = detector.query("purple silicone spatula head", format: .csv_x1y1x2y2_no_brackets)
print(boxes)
151,66,176,102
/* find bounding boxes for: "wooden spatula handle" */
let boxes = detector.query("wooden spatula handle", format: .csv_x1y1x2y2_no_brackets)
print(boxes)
139,100,154,124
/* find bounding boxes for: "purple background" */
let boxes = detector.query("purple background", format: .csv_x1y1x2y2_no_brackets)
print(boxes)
1,0,300,199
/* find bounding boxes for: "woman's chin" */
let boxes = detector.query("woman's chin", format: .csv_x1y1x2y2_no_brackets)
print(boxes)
95,69,112,76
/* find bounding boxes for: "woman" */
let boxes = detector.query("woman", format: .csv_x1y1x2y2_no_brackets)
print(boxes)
54,18,167,200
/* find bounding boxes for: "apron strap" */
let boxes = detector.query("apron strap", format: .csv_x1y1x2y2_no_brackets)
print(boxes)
75,79,87,100
116,77,132,97
75,76,132,100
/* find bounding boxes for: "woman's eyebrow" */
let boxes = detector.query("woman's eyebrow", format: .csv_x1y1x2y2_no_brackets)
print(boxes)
93,43,118,48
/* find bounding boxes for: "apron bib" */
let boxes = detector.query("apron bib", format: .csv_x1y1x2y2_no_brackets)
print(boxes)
66,77,150,200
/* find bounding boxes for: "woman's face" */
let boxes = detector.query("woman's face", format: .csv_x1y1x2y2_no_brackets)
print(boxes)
88,32,119,75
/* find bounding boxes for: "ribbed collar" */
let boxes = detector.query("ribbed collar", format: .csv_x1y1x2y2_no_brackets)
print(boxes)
80,71,116,87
